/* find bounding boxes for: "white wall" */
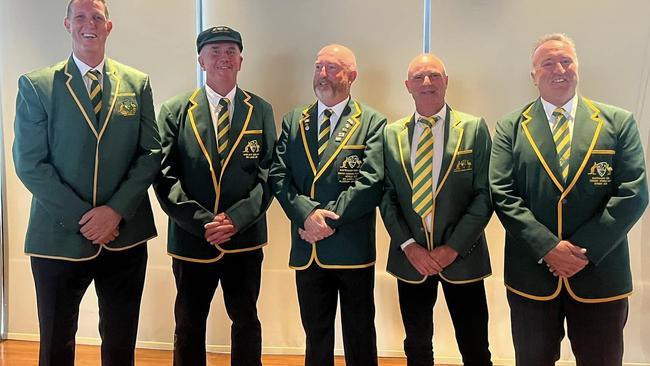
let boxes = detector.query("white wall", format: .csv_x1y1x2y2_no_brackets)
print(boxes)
1,1,649,365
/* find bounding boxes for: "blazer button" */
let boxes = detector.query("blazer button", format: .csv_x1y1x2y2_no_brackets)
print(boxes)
420,228,425,232
562,199,568,204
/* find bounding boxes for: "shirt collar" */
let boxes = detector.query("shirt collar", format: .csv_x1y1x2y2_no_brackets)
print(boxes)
318,97,349,120
540,93,578,123
73,53,105,78
205,84,237,107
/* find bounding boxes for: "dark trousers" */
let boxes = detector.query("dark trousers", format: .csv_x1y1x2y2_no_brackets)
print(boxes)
507,288,629,366
397,276,492,366
295,264,378,366
172,249,263,366
31,244,148,366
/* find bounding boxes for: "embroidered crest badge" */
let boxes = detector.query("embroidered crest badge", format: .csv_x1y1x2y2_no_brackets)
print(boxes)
453,159,472,172
118,99,138,117
338,154,363,183
243,140,261,159
587,161,613,186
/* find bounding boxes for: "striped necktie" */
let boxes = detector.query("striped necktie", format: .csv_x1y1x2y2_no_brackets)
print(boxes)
552,107,571,184
217,98,231,165
87,70,102,123
318,109,333,161
412,116,439,218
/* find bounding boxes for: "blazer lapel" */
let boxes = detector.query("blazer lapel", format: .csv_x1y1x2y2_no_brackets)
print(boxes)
63,56,98,137
565,97,603,188
436,107,464,195
97,59,120,136
189,88,221,174
220,88,255,177
521,99,564,191
227,88,248,155
298,102,319,176
398,115,415,187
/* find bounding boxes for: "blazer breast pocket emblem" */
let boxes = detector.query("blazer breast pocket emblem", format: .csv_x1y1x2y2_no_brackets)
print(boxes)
338,154,363,183
243,139,261,159
587,161,613,186
118,99,138,117
453,159,472,172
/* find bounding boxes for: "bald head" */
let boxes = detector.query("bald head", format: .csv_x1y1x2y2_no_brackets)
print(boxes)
407,53,446,79
405,53,448,117
313,44,358,106
317,44,357,72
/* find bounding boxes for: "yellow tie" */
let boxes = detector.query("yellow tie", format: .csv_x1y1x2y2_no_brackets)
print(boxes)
318,109,333,161
217,98,231,165
87,70,102,123
552,107,571,184
412,116,439,218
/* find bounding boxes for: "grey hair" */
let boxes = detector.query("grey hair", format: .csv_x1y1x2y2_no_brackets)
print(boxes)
531,33,578,69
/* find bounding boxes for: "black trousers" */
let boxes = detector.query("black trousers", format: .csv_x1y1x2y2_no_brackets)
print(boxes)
31,244,148,366
172,249,263,366
507,288,629,366
295,264,378,366
397,276,492,366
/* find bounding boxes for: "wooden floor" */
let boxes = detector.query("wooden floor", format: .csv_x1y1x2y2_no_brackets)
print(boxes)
0,340,451,366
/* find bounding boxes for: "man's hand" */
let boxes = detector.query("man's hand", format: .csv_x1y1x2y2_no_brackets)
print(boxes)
204,213,238,246
429,245,458,269
543,240,588,278
301,209,339,243
79,205,122,245
404,244,443,276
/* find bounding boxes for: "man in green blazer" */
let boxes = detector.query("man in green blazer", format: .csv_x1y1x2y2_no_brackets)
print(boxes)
381,54,493,366
270,44,386,366
154,26,276,366
490,33,648,366
12,1,161,365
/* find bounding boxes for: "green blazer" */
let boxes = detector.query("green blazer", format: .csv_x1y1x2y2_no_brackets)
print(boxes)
490,97,648,302
154,87,276,262
270,98,386,269
12,56,161,261
381,106,493,283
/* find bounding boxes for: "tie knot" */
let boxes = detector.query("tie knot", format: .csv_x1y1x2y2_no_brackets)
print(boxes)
324,108,333,118
418,115,438,128
87,69,100,81
552,107,566,119
219,98,230,108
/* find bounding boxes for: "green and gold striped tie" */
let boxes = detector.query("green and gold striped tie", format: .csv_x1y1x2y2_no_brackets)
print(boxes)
412,116,439,218
87,70,102,123
318,109,333,161
217,98,231,165
552,107,571,184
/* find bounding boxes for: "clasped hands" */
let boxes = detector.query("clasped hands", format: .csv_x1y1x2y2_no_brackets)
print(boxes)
404,244,458,276
298,209,340,243
543,240,589,278
204,212,238,246
79,205,122,245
